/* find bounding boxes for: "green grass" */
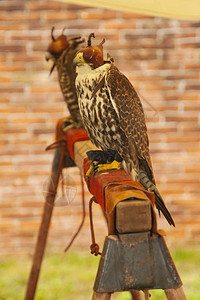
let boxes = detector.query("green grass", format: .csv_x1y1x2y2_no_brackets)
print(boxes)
0,246,199,300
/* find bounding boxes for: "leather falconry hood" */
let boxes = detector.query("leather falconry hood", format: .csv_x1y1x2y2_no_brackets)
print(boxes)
47,26,69,56
78,33,105,69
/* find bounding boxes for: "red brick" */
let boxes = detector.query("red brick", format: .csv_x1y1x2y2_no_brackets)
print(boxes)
10,35,42,41
102,21,137,29
33,129,54,135
148,127,177,134
165,116,198,122
166,178,200,184
0,13,5,21
26,2,62,11
31,85,60,93
165,32,196,38
0,3,25,11
31,105,64,113
0,170,30,178
10,54,43,62
185,63,200,69
145,83,177,91
165,72,199,80
44,11,78,21
181,42,200,48
0,24,24,31
0,64,26,72
180,21,200,28
12,138,47,145
186,146,200,153
184,105,200,111
0,128,27,134
165,92,199,101
81,10,117,20
0,77,11,83
6,12,40,21
185,166,200,173
167,135,200,143
146,62,180,70
67,23,99,30
0,87,24,93
0,45,26,52
120,12,153,19
185,84,200,90
0,106,26,113
11,118,46,124
0,54,6,62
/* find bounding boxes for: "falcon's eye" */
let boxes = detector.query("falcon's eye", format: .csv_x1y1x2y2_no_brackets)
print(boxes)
77,54,83,60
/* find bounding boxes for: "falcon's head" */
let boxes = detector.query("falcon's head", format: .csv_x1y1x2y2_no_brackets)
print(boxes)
45,26,83,75
73,33,105,70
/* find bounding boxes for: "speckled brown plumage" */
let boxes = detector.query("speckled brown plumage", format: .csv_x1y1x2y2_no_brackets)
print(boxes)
106,65,154,181
74,50,175,226
56,43,83,127
46,31,84,128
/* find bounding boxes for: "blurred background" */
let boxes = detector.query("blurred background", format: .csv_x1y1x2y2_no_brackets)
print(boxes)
0,0,200,299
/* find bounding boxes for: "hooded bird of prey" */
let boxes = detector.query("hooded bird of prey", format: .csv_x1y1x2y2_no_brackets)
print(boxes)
73,34,175,226
45,27,84,128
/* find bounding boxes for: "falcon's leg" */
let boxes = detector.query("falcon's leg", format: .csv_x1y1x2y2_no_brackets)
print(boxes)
93,160,121,174
86,149,122,180
62,118,83,131
62,118,74,132
87,149,122,163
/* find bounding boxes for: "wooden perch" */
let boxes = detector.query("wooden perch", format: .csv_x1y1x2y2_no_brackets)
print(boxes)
25,126,186,300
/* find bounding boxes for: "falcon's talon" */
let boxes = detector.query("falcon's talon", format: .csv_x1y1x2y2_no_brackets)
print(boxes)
86,160,121,181
62,123,74,132
94,160,121,174
86,161,98,179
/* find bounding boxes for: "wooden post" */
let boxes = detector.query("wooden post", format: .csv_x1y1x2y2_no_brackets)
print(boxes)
24,127,187,300
165,287,187,300
24,148,64,300
92,290,143,299
131,290,144,300
72,139,187,300
92,292,112,300
24,137,97,300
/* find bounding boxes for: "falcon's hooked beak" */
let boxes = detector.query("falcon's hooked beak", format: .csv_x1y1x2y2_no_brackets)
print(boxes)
45,51,53,61
45,52,56,75
73,53,85,68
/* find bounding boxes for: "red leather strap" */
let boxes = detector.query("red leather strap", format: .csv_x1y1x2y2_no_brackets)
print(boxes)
84,158,134,210
83,158,155,211
64,128,89,160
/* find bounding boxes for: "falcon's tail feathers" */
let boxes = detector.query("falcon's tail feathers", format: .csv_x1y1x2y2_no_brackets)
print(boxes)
138,170,175,227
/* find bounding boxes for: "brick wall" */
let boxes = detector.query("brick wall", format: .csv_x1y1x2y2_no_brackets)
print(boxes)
0,0,200,254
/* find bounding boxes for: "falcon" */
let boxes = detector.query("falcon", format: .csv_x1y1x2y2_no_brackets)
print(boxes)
45,27,84,128
73,34,175,226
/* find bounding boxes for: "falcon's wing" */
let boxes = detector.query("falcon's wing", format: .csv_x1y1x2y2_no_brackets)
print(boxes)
106,64,154,181
106,65,176,226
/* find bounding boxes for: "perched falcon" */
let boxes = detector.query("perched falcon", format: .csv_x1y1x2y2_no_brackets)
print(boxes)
45,27,84,128
73,35,175,226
